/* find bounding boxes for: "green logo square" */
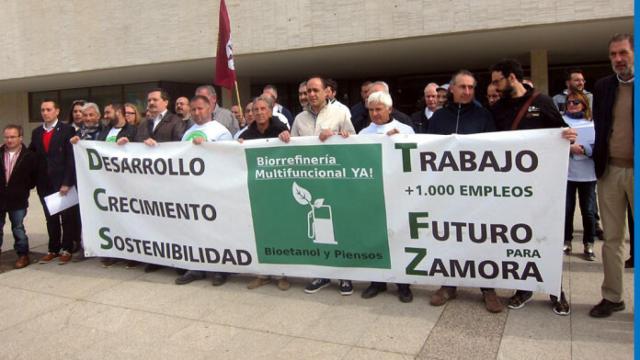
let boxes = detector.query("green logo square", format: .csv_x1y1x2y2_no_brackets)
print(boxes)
246,144,390,268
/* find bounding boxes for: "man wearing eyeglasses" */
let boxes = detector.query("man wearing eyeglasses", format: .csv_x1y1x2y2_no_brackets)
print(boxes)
489,58,574,316
552,68,593,114
0,125,37,269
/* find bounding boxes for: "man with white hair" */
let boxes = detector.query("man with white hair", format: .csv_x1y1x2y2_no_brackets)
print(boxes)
411,82,439,133
360,91,415,136
77,103,103,140
359,91,414,302
358,81,413,130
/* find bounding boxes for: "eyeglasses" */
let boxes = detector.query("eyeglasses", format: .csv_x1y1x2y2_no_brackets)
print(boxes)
567,100,583,106
491,77,505,85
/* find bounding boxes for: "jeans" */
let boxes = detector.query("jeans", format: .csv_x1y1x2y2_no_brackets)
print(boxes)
565,181,596,244
0,209,29,256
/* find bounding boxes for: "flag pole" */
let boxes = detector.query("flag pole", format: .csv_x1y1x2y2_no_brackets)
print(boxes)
234,80,244,119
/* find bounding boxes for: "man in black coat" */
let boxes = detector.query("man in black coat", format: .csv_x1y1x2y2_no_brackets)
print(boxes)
489,59,575,316
427,71,495,135
427,70,500,313
0,124,37,268
589,33,634,318
29,99,79,265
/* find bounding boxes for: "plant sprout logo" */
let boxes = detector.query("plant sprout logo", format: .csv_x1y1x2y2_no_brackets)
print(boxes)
184,130,208,142
292,182,337,245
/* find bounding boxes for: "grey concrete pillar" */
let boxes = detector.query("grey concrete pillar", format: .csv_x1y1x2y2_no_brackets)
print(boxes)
530,49,549,95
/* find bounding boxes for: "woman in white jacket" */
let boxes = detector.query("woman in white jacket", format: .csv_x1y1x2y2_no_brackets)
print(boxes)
563,91,597,261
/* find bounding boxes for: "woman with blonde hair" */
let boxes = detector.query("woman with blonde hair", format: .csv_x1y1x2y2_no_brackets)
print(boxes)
124,103,141,126
563,90,596,264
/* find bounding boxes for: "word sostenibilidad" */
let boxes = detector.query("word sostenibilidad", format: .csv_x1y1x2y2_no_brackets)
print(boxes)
86,149,205,176
99,228,250,265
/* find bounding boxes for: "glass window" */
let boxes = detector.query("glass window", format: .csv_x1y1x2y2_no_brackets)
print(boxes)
59,88,90,124
29,91,58,123
124,82,158,114
90,85,123,115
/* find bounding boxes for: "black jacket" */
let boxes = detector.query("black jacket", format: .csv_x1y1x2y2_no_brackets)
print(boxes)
97,123,137,142
0,144,37,211
410,109,430,134
29,122,76,196
239,117,289,140
491,86,566,131
592,74,634,178
350,102,368,133
427,101,495,135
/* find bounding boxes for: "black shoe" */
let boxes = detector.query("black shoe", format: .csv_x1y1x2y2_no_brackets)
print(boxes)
304,278,331,294
507,290,533,310
625,257,634,268
144,264,161,273
361,283,387,299
175,270,206,285
589,299,625,318
175,268,187,275
595,224,604,240
550,292,570,316
339,280,353,296
397,285,413,303
583,243,596,261
211,272,228,286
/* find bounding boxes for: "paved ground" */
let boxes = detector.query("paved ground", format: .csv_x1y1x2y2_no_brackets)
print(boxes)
0,192,634,359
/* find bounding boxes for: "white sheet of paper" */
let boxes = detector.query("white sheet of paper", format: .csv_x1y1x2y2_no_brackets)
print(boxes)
44,186,79,215
573,124,595,161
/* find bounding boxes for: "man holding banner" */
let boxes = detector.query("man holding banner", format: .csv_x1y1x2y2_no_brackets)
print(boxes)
175,95,232,286
426,70,504,313
490,58,575,315
279,76,356,295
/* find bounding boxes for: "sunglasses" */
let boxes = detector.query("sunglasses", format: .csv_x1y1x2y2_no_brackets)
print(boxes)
567,100,583,106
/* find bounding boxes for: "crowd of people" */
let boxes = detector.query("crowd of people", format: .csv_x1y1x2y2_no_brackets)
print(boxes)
0,33,633,319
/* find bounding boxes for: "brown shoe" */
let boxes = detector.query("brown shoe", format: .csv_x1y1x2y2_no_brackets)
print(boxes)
277,277,291,291
39,252,59,264
247,276,271,289
58,251,72,265
430,286,457,306
482,289,504,313
15,255,30,269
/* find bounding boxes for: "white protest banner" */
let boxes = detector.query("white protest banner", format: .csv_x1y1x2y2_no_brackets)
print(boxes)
74,128,568,295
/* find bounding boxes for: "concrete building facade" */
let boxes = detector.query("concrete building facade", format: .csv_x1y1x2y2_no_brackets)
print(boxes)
0,0,633,139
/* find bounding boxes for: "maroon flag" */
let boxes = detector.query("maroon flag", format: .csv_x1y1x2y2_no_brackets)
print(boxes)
214,0,236,89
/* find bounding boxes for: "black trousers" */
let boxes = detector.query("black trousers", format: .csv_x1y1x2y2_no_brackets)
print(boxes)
40,199,80,253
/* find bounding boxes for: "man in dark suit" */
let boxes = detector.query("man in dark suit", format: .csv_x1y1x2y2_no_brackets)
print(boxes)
29,99,79,265
127,90,182,272
133,89,184,143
